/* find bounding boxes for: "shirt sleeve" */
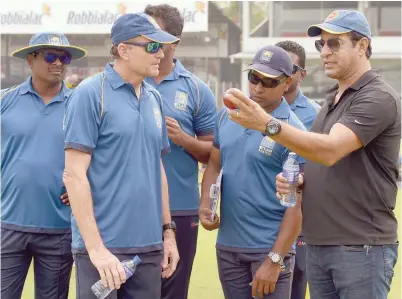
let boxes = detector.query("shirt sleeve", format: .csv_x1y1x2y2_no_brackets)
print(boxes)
337,90,398,146
64,83,101,154
193,80,217,136
213,109,227,149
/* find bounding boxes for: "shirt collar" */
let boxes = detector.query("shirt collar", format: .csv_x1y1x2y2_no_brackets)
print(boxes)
104,63,127,90
271,98,291,120
325,69,380,105
19,77,71,102
290,90,307,109
104,63,150,97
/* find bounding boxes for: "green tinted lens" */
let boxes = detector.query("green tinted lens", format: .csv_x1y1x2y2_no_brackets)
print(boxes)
147,42,161,53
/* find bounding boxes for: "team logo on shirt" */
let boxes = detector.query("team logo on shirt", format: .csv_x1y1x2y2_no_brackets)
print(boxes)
258,136,276,156
174,91,188,111
153,107,162,135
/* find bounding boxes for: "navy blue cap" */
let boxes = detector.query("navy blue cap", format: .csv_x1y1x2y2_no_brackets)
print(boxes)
307,10,371,38
245,45,293,78
111,13,179,44
11,32,86,60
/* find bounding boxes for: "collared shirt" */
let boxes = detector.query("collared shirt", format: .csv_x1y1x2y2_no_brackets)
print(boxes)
64,63,170,253
214,99,306,253
304,69,401,246
1,77,72,233
289,90,320,131
145,59,216,216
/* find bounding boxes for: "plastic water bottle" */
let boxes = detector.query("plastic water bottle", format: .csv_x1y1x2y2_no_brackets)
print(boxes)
281,152,299,207
91,256,142,299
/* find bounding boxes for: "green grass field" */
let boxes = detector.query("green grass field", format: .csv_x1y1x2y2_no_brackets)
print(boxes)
22,191,401,299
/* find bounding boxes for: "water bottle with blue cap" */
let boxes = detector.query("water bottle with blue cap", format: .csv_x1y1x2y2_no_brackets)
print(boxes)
91,255,142,299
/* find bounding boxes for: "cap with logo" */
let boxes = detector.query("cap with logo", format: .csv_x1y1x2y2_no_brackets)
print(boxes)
11,32,87,60
307,10,371,38
111,12,179,45
245,45,293,78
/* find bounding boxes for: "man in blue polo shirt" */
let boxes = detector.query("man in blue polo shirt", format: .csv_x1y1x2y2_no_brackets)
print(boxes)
63,13,180,299
1,32,86,299
143,5,217,299
199,45,306,299
276,40,320,299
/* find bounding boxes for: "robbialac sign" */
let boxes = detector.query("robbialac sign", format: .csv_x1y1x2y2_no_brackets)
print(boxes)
1,1,208,34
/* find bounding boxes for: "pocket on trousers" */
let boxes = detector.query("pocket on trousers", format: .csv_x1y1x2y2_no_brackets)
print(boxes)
382,244,398,285
340,245,366,252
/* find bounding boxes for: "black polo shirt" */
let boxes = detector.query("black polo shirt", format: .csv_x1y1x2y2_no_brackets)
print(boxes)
303,69,401,245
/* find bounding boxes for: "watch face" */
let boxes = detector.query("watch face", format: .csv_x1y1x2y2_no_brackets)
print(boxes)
268,122,280,134
271,254,280,263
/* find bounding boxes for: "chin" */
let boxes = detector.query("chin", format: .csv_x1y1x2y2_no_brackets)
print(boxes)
324,70,340,80
148,69,160,77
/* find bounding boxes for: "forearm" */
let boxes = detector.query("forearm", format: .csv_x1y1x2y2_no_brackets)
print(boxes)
257,116,336,166
161,162,171,225
271,195,302,257
200,159,220,209
63,175,103,251
178,133,213,164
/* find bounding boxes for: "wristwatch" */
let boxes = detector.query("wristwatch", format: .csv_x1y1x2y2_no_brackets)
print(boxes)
268,252,285,270
163,221,177,233
265,118,281,136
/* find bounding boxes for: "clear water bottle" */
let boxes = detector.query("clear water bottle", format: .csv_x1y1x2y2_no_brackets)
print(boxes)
281,152,299,208
91,256,142,299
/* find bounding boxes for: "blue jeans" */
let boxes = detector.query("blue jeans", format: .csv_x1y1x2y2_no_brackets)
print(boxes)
306,244,398,299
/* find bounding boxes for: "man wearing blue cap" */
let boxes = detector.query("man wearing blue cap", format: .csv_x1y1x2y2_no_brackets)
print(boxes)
143,5,217,299
63,13,180,299
1,32,86,299
200,45,306,299
225,10,400,299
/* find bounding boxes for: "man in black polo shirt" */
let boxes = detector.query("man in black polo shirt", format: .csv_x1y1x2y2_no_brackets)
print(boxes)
221,10,400,299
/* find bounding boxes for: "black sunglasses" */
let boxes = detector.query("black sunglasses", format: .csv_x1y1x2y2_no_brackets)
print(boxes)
292,64,304,74
33,52,72,65
248,71,287,88
315,38,344,53
122,41,163,54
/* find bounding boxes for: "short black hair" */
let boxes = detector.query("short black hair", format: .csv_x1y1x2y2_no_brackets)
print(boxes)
275,40,306,69
349,31,372,59
144,4,184,38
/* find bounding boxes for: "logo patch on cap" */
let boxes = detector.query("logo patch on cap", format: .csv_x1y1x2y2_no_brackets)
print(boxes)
148,16,161,29
48,35,61,45
325,10,339,22
260,50,273,62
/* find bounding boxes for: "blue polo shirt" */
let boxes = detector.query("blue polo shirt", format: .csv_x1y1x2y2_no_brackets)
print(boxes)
1,78,72,233
64,63,170,254
288,91,320,131
214,99,306,253
145,59,216,216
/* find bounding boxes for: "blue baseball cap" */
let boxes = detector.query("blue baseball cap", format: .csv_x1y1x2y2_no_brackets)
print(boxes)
111,13,179,45
307,10,371,38
11,32,86,60
244,45,293,78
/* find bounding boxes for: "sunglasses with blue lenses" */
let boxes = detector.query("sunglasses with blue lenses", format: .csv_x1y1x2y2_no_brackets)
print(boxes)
122,41,164,54
33,52,72,65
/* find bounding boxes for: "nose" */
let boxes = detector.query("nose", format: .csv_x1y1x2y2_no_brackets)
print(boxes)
156,47,164,59
320,42,332,59
53,58,63,66
255,81,265,92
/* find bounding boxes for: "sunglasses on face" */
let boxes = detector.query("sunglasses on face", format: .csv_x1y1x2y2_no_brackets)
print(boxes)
315,38,345,53
122,41,164,54
33,52,72,64
292,64,304,74
248,71,287,88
